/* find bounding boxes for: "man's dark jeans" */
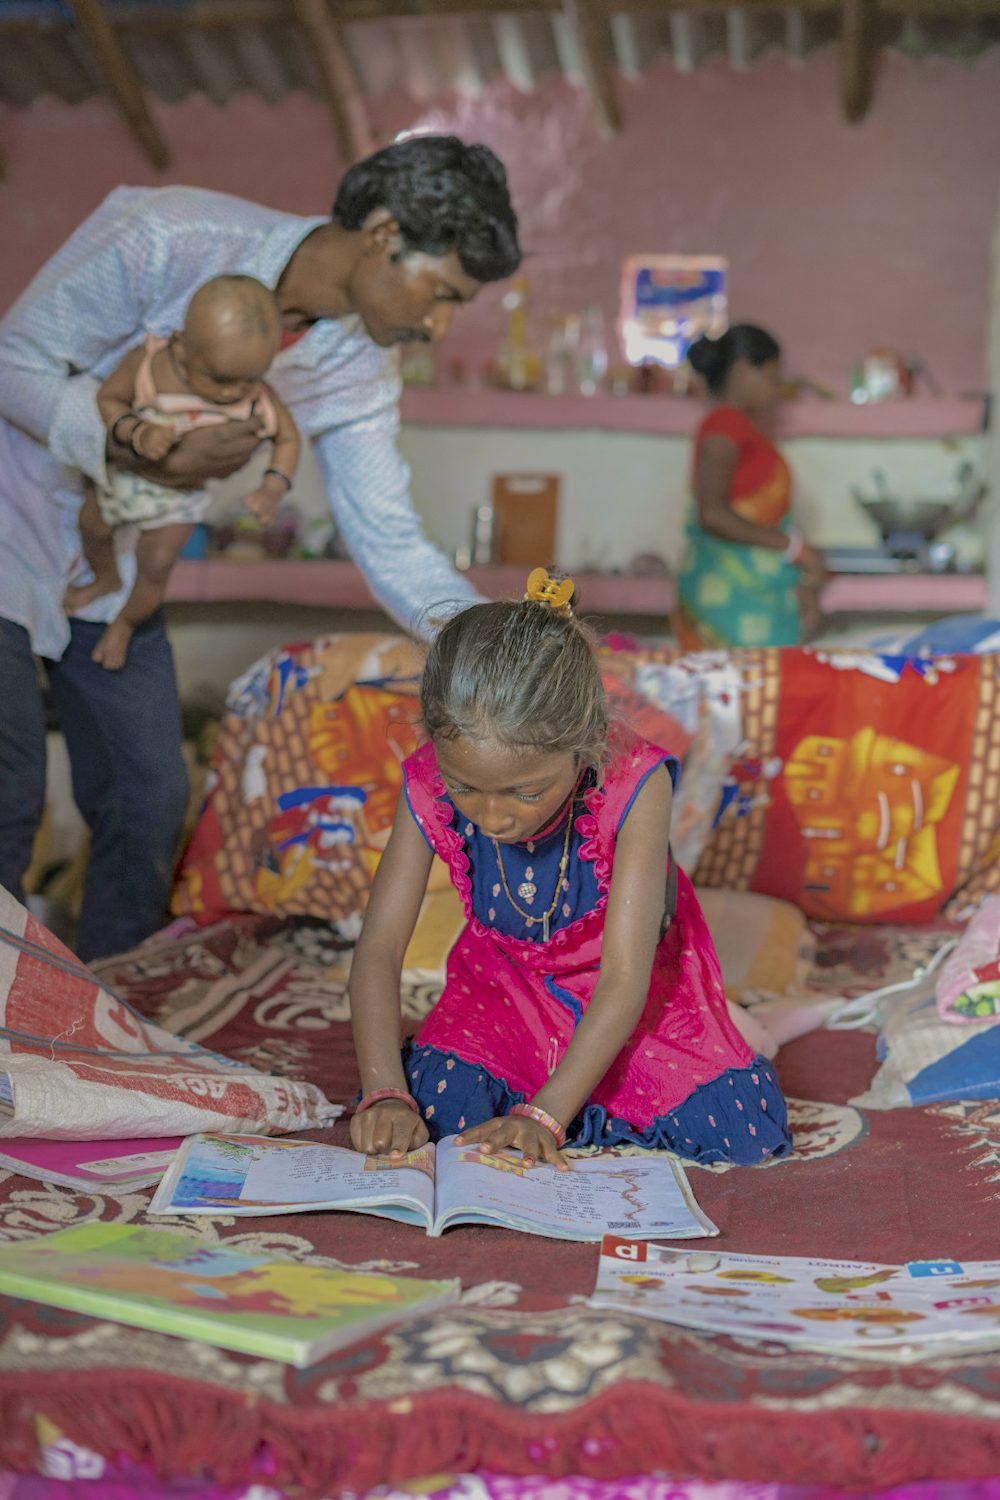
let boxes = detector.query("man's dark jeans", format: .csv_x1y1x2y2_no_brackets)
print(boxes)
0,612,189,961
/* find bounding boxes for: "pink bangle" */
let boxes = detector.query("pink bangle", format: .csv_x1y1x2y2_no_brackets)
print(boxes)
356,1088,420,1116
509,1102,568,1148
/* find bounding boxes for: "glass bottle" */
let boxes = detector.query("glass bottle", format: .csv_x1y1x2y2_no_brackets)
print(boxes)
576,304,608,396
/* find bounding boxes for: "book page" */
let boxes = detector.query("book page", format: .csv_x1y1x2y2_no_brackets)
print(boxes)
150,1135,437,1227
590,1239,1000,1358
434,1139,717,1240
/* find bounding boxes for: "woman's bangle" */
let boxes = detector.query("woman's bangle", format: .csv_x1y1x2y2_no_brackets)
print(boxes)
356,1088,420,1116
783,528,806,565
263,466,293,491
509,1102,567,1148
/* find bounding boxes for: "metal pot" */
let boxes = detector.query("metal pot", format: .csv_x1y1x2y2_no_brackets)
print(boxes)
852,463,987,545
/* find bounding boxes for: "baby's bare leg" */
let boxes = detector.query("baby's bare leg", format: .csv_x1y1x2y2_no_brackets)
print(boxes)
92,523,192,671
65,481,122,613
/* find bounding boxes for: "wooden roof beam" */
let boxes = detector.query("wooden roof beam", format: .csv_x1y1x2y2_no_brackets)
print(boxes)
669,10,708,72
493,14,537,90
840,0,877,121
10,0,1000,31
561,0,622,135
726,5,756,65
291,0,376,162
65,0,169,168
609,13,643,78
785,7,809,61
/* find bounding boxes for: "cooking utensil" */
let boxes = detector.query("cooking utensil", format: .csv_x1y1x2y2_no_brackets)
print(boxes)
852,466,987,548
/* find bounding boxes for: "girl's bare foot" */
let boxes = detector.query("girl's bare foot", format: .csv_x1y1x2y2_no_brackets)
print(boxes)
91,617,135,671
64,569,122,615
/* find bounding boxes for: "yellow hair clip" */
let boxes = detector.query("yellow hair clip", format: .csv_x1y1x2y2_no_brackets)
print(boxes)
524,567,575,617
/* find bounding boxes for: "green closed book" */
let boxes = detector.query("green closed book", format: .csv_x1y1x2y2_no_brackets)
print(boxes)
0,1222,459,1367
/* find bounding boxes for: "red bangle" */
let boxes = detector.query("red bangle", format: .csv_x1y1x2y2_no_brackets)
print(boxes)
356,1088,420,1116
508,1102,567,1148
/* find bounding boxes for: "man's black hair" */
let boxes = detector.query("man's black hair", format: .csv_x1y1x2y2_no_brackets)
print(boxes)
333,134,521,284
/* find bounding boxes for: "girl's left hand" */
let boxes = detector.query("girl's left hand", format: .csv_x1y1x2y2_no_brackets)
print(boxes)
455,1115,570,1171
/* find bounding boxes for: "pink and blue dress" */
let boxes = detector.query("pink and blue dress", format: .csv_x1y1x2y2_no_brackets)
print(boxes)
401,733,791,1165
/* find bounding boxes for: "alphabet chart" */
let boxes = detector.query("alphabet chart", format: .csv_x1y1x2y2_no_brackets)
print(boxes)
591,1237,1000,1359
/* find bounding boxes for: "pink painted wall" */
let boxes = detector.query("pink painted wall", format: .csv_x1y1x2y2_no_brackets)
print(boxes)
2,46,998,395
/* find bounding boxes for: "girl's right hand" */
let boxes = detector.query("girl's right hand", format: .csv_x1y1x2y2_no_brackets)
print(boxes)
350,1100,430,1158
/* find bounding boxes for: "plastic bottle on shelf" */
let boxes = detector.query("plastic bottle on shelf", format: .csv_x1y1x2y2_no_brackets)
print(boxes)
544,316,576,397
495,275,541,391
576,305,608,396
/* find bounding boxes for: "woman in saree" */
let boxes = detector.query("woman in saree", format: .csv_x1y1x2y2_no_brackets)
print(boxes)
675,325,825,649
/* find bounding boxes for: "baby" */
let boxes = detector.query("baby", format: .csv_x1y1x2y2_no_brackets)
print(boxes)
67,274,300,670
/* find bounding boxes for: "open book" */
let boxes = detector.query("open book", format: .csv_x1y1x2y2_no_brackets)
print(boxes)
149,1133,718,1242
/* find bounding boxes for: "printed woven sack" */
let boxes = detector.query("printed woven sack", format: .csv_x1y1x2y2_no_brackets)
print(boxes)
0,886,339,1138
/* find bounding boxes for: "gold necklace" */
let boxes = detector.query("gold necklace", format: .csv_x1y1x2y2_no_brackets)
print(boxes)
492,801,575,942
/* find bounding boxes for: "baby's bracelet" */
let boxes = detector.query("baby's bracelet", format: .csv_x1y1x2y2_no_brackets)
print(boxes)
263,466,293,491
509,1102,567,1148
111,413,142,451
356,1088,420,1116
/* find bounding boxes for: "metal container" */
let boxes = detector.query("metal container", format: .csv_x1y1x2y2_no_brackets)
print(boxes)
469,504,496,565
852,462,986,552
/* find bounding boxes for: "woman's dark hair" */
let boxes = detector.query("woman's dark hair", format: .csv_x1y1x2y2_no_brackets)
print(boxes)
421,596,608,767
688,324,781,395
333,135,521,284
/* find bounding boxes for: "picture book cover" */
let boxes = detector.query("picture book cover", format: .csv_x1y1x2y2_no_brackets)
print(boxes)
590,1237,1000,1359
149,1132,718,1241
0,1137,183,1193
0,1222,460,1367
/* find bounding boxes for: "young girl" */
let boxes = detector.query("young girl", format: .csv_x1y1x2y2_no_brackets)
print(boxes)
67,273,300,671
675,324,825,649
349,569,792,1169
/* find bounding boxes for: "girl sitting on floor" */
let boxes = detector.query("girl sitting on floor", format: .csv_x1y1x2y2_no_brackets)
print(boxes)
349,569,792,1170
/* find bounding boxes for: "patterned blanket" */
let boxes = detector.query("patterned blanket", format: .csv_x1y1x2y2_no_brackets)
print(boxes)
1,916,999,1496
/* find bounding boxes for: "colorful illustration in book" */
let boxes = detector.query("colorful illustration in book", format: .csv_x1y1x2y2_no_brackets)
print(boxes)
959,1306,1000,1324
456,1149,538,1177
717,1270,795,1285
689,1285,751,1298
35,1238,413,1319
813,1269,898,1294
364,1148,435,1181
790,1305,926,1326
